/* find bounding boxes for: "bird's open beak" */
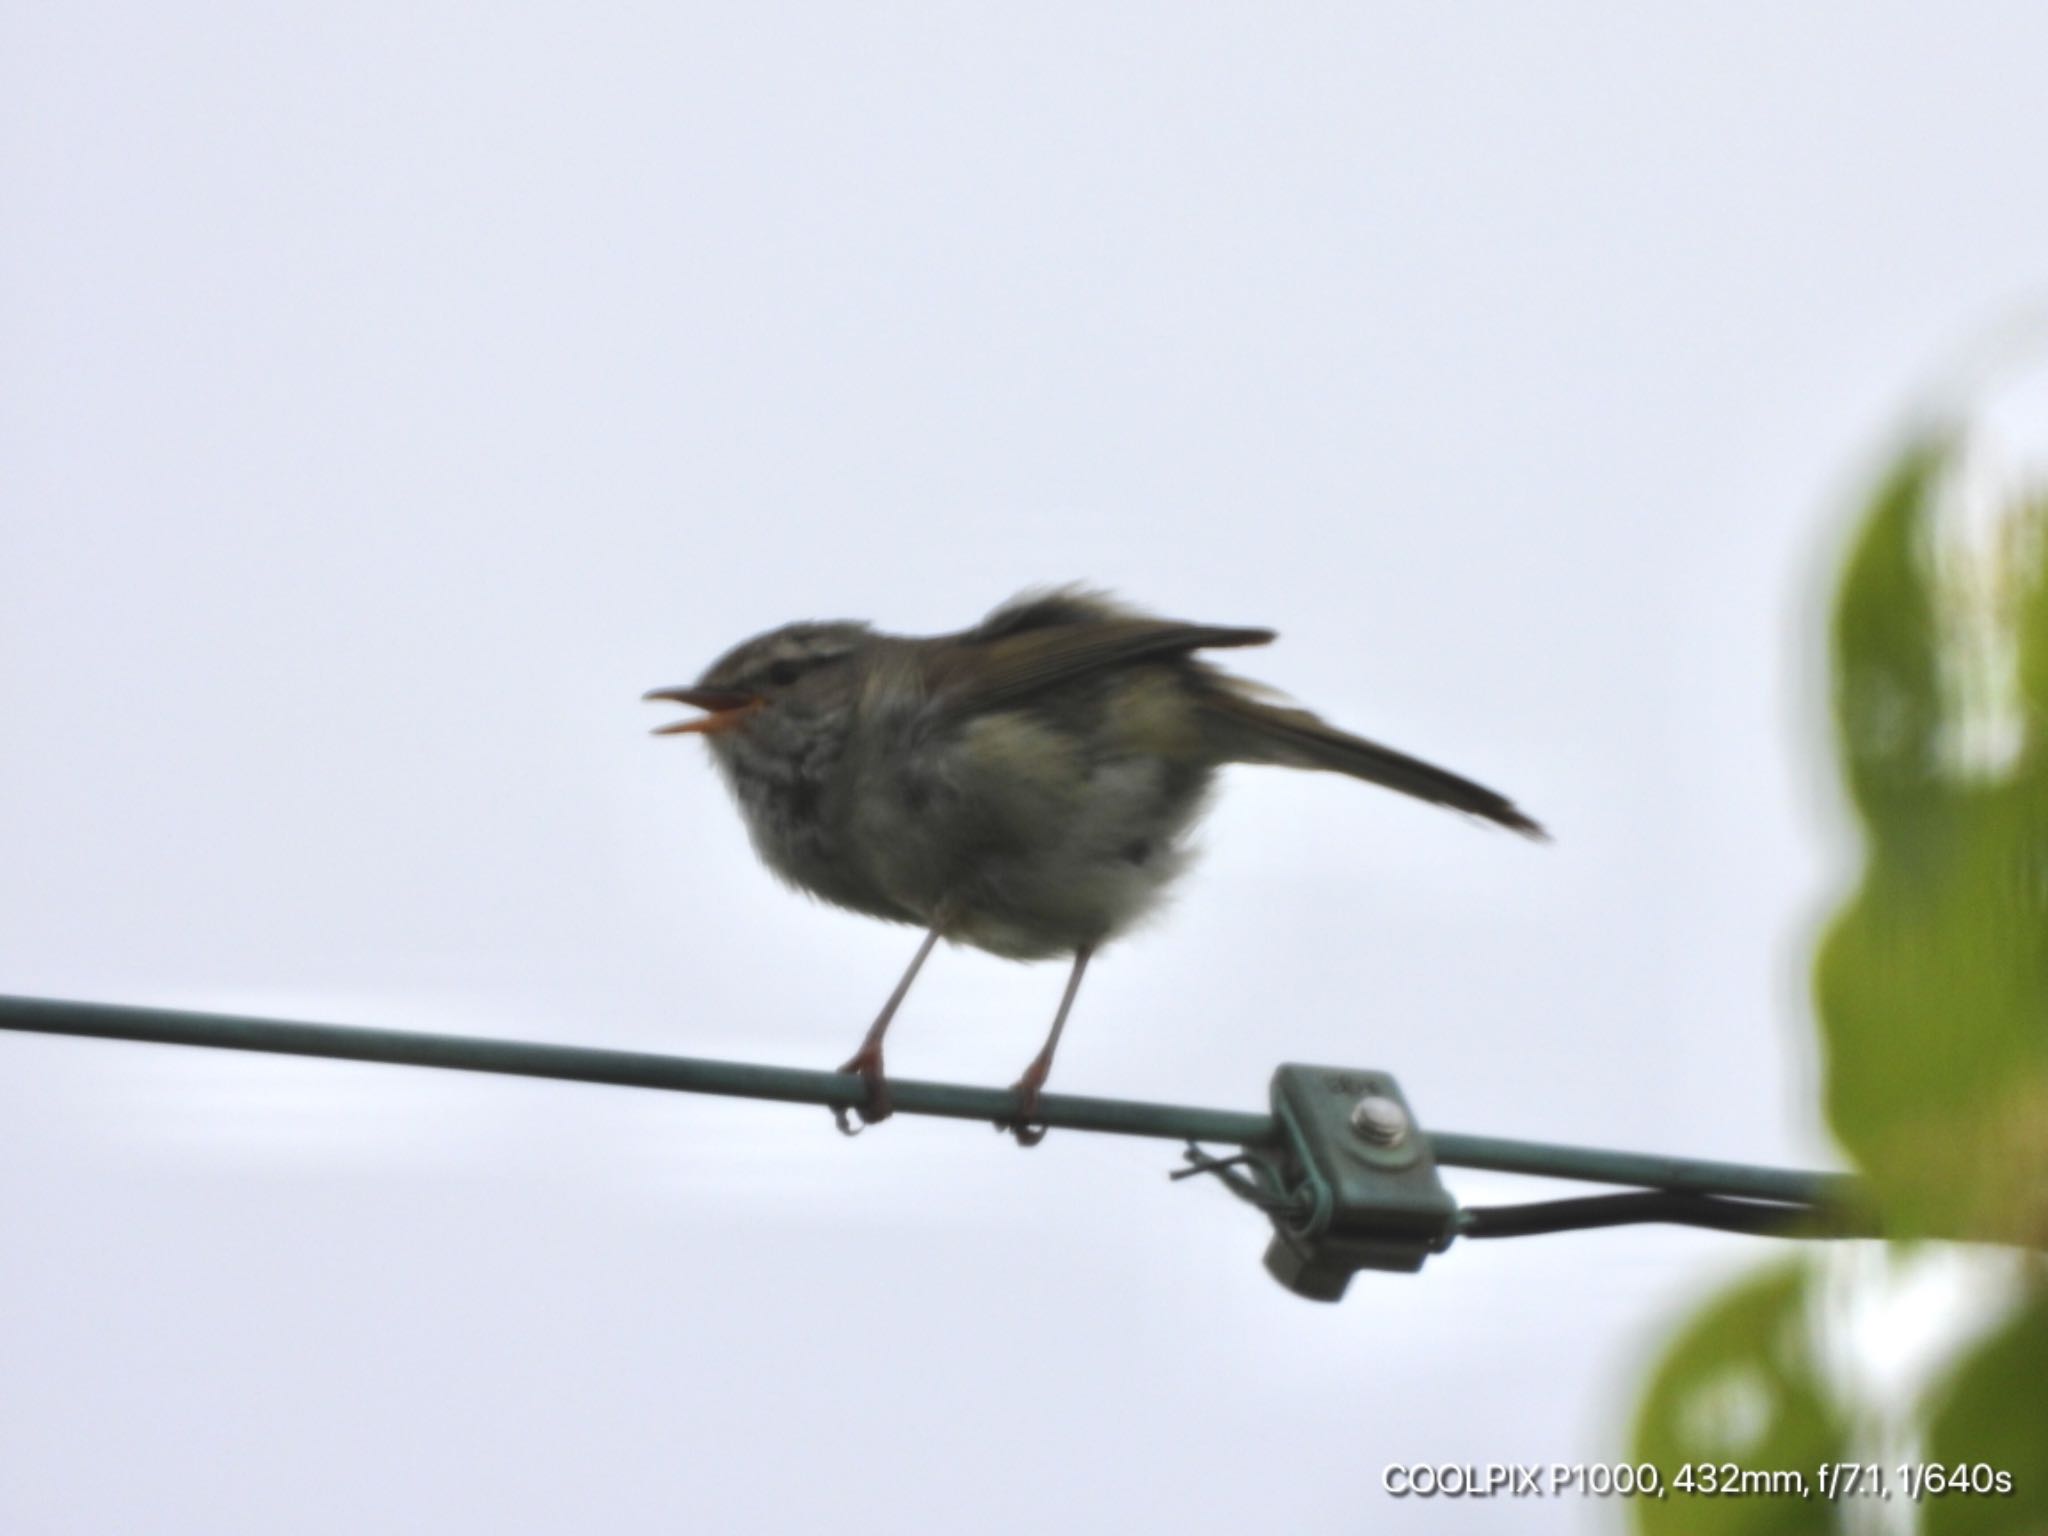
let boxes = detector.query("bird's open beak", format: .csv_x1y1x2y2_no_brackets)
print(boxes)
642,685,764,736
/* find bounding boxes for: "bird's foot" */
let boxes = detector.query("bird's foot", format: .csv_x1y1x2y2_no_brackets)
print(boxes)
996,1057,1053,1148
833,1044,893,1136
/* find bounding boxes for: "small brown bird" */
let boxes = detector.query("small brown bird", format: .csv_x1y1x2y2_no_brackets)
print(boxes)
646,587,1542,1144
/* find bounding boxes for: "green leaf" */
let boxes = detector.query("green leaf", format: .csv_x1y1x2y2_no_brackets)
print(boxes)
1816,432,2048,1243
1631,1261,1848,1536
1630,411,2048,1536
1829,434,1953,849
2009,490,2048,751
1922,1287,2048,1536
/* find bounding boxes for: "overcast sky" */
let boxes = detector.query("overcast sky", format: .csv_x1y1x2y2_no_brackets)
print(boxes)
5,6,2046,1533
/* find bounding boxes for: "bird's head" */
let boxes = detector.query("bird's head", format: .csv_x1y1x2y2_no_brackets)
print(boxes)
643,620,871,758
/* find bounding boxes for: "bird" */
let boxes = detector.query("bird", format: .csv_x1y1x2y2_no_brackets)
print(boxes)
645,587,1543,1145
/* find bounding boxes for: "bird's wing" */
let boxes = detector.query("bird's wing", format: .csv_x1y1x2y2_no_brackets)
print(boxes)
926,610,1274,716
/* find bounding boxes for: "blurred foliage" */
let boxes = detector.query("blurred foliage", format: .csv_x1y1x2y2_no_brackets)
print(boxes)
1923,1296,2048,1536
1819,438,2048,1242
1631,427,2048,1534
1633,1262,1848,1536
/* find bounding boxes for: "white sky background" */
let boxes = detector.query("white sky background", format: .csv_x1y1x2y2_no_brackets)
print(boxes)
3,5,2045,1532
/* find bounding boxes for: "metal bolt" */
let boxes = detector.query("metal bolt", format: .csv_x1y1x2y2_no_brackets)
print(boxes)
1349,1093,1409,1148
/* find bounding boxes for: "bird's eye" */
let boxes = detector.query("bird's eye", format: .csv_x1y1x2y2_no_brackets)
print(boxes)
767,659,802,687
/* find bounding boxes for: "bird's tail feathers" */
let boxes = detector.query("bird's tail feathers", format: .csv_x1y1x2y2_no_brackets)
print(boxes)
1201,690,1545,838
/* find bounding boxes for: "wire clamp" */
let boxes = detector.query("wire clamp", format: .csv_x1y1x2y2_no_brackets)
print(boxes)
1251,1065,1459,1300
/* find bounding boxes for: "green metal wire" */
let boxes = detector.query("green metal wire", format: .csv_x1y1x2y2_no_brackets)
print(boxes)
0,992,1854,1206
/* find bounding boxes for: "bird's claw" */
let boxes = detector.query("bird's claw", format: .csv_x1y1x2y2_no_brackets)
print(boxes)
833,1048,892,1136
995,1073,1050,1148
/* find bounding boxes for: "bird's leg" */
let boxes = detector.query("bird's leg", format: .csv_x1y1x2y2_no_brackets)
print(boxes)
834,925,943,1135
1000,944,1093,1148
